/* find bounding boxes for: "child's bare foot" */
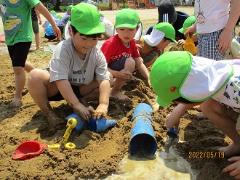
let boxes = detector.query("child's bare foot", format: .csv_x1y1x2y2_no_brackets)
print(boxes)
111,91,130,101
219,143,240,157
9,98,22,108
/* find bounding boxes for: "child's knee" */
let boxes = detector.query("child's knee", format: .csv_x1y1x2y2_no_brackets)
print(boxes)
28,69,47,85
124,57,135,71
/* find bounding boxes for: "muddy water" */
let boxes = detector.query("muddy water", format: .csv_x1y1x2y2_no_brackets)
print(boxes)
108,147,198,180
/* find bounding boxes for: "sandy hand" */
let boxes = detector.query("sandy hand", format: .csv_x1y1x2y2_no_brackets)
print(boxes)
223,156,240,179
92,104,108,119
118,70,133,80
73,103,92,121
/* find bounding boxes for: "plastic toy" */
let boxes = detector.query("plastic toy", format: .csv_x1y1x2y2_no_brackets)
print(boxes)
183,36,198,55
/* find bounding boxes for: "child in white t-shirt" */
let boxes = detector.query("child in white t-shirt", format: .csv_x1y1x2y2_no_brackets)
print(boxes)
28,3,111,136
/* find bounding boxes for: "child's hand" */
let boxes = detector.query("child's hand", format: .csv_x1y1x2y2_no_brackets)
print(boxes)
118,70,133,80
223,156,240,179
178,39,185,45
93,104,108,119
73,103,92,121
52,25,62,40
184,24,196,37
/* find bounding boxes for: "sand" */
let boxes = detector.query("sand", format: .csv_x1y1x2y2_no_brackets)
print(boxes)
0,7,235,179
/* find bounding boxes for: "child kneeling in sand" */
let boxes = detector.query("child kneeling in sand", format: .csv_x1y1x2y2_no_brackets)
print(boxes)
28,3,111,135
150,51,240,157
101,8,149,100
138,22,183,67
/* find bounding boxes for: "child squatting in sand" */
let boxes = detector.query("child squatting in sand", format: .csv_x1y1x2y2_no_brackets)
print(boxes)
101,8,149,100
28,3,111,135
150,51,240,157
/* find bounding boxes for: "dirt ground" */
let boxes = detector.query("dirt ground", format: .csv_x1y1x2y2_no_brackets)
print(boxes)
0,7,236,179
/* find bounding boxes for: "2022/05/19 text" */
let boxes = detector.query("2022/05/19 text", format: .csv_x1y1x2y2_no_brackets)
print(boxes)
188,151,225,159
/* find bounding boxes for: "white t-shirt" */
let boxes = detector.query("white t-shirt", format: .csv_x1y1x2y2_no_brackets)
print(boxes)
195,0,230,34
49,39,110,85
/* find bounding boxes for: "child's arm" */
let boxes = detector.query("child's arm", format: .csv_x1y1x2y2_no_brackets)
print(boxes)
35,2,61,39
94,79,111,119
55,79,92,121
108,68,133,80
218,0,240,53
135,57,149,80
184,23,196,37
35,9,42,25
166,103,195,128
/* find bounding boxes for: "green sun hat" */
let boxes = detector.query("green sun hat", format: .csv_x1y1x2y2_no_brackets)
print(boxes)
115,8,140,29
67,5,73,11
178,16,196,34
150,51,192,107
70,3,105,35
154,22,176,42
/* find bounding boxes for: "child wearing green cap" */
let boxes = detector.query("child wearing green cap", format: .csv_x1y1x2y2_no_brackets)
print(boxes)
150,51,240,156
138,22,183,67
28,3,111,135
101,8,149,100
0,0,61,108
178,16,196,35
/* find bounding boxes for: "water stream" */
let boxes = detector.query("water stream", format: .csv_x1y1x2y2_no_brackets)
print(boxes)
107,147,199,180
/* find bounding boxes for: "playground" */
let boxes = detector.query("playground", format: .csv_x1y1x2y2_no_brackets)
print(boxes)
0,7,235,179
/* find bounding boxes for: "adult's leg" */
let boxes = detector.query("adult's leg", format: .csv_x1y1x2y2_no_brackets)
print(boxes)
201,99,240,156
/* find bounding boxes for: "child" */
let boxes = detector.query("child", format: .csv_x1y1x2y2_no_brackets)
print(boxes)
150,51,240,156
138,22,183,67
43,11,62,41
186,0,240,60
178,16,198,56
0,0,61,107
27,3,111,135
178,15,196,36
101,8,149,100
147,0,189,40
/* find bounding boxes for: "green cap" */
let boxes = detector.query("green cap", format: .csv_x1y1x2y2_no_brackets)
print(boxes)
67,5,73,11
115,8,140,29
150,51,192,107
154,22,176,42
178,16,196,34
70,3,105,35
144,22,176,47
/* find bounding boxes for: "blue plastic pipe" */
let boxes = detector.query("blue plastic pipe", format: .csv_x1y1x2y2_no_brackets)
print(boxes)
65,113,117,133
129,103,157,158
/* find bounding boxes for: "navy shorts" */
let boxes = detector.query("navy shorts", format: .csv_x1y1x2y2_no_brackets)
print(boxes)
48,85,82,101
7,42,32,67
108,56,127,71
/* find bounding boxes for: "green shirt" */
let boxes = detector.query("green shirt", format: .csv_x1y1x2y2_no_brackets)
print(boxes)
1,0,39,45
